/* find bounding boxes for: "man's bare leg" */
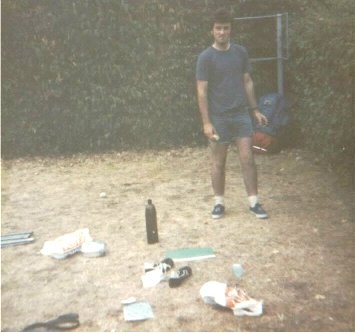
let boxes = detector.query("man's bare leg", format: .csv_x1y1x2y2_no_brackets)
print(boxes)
235,137,257,196
235,137,268,218
210,141,229,196
210,141,228,218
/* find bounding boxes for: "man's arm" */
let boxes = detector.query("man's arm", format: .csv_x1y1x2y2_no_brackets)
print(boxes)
196,80,216,139
243,73,268,126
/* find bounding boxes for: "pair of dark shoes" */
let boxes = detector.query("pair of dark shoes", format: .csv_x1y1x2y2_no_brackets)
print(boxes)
212,203,268,219
146,258,192,288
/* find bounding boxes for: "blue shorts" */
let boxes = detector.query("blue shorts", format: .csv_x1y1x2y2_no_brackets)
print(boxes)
210,110,254,144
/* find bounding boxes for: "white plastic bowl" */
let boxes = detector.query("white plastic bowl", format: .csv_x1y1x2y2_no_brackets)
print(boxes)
80,240,106,257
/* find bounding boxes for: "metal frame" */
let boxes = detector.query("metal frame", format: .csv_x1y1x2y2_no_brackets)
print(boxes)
234,13,289,96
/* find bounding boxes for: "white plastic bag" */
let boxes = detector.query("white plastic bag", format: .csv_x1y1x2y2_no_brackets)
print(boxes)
233,299,263,317
200,281,263,317
40,228,92,259
141,268,166,288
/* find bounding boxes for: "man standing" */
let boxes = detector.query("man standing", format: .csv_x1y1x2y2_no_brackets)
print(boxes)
196,8,268,219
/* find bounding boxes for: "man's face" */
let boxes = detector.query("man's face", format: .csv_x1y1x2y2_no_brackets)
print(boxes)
212,22,231,45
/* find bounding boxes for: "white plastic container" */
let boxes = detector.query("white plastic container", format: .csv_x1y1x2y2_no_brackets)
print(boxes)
80,240,106,257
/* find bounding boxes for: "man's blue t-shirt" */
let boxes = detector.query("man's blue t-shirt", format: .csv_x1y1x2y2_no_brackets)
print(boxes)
196,43,252,115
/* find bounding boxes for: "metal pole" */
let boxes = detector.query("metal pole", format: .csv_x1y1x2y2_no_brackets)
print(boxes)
234,14,279,20
276,14,284,96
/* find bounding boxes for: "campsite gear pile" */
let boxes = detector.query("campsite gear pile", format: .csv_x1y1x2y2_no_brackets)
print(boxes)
35,226,262,321
4,201,263,330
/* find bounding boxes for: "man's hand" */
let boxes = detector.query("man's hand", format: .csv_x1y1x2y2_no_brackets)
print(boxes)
203,122,218,140
253,110,268,127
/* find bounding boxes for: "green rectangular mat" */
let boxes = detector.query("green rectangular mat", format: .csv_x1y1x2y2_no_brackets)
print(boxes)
165,247,215,262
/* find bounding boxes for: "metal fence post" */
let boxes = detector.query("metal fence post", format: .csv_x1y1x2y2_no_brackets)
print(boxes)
277,14,284,96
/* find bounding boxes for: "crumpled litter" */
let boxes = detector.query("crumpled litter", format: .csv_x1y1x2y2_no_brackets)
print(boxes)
40,228,93,259
122,299,154,321
141,260,173,288
232,263,245,278
200,281,263,317
141,269,166,288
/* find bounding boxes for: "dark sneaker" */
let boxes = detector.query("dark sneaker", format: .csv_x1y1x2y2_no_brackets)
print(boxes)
211,204,225,219
144,258,174,273
249,203,268,219
169,266,192,288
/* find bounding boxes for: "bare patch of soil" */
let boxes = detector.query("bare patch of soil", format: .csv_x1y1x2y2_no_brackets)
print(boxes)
1,147,354,331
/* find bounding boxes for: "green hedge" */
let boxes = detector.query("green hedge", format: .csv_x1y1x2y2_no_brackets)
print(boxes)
287,0,353,172
2,0,353,176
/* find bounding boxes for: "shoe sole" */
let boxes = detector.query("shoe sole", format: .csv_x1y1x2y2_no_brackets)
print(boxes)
256,215,268,219
212,214,223,219
251,212,268,219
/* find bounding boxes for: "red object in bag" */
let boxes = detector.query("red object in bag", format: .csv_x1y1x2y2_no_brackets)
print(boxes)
252,131,279,154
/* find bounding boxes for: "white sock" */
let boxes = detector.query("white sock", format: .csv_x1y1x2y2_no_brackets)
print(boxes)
215,196,225,206
248,195,258,208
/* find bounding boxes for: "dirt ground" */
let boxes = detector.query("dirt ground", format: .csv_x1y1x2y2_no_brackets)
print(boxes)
1,146,354,332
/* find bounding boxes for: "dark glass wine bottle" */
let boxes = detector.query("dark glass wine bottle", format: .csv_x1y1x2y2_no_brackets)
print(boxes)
145,199,159,244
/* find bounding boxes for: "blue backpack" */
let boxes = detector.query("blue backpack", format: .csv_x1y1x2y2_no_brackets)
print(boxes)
254,93,289,137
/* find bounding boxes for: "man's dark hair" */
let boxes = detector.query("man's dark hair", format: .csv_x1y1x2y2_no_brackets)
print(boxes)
211,8,233,28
